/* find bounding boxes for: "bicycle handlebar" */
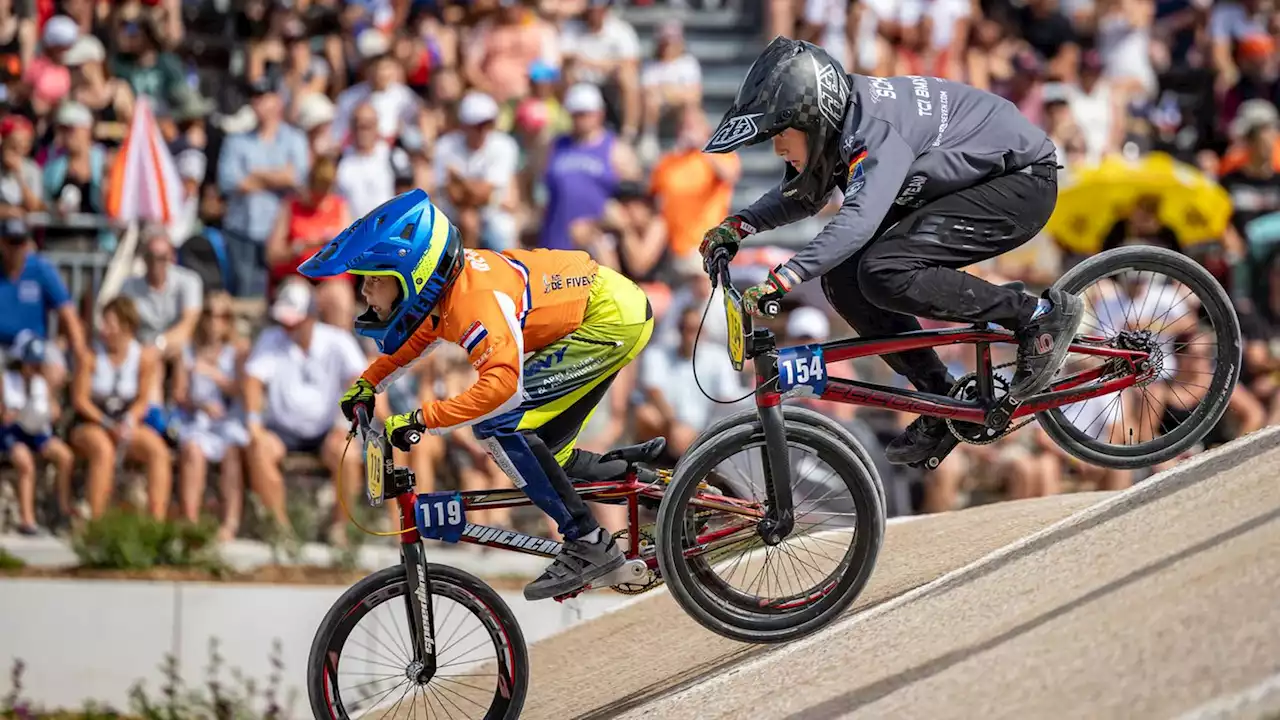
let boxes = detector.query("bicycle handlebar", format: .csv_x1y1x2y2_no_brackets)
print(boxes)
352,404,422,448
707,248,781,317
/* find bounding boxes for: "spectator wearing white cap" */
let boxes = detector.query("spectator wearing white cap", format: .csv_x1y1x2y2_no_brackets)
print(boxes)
560,0,641,141
335,101,396,220
638,20,701,163
23,15,76,112
43,101,108,231
64,34,134,149
433,91,520,250
332,28,421,144
294,92,339,159
242,279,366,540
536,83,640,251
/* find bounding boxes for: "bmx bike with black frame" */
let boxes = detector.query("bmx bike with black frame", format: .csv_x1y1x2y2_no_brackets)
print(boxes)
650,244,1241,645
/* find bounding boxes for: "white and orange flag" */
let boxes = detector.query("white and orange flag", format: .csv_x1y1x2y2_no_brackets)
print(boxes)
104,96,183,224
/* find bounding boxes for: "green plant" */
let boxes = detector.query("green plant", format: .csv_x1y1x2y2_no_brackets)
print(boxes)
70,510,226,574
0,547,25,571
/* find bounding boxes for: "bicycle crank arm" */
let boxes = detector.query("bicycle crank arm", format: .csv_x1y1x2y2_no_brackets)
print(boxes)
401,543,439,681
592,558,651,588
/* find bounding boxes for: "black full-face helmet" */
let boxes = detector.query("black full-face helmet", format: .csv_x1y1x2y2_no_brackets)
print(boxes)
704,37,853,206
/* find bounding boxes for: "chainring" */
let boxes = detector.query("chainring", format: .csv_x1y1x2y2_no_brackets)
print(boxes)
610,526,662,595
946,366,1032,444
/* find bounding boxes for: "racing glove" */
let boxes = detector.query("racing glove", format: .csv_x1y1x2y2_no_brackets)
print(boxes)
742,265,801,318
340,378,375,422
699,216,756,262
386,409,427,451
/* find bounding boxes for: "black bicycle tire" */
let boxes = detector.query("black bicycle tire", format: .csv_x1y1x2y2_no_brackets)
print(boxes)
307,563,530,720
656,421,885,644
685,404,886,512
1038,245,1242,469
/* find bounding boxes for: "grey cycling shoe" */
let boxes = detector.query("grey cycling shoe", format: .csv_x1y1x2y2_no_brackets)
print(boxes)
1010,287,1084,400
523,527,626,601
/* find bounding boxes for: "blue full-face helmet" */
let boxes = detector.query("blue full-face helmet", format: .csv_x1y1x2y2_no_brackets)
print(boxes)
298,189,463,353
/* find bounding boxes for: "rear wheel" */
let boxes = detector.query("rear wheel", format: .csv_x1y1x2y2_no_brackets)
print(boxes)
1037,246,1241,468
308,563,529,719
656,421,884,644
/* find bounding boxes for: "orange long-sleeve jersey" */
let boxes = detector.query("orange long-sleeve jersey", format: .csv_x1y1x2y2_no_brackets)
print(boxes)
362,248,599,432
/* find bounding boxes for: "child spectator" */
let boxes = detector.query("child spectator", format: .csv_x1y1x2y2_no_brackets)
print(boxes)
1,339,73,534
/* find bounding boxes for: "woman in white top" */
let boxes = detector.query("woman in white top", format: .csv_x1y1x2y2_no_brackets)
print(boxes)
1,339,74,534
69,297,172,520
171,292,250,541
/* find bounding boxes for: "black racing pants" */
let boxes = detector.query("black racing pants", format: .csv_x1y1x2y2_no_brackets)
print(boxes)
821,164,1058,396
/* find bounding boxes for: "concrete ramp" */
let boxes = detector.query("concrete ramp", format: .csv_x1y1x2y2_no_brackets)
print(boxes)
619,427,1280,720
522,491,1112,719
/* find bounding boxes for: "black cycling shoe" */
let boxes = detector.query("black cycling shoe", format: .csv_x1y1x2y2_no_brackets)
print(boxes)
884,415,960,466
1010,287,1084,400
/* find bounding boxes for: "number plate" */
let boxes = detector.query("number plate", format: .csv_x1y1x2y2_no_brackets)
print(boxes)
777,344,828,396
724,287,746,371
365,436,385,507
415,492,467,543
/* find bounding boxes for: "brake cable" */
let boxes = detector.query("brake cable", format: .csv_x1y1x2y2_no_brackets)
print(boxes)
691,272,778,406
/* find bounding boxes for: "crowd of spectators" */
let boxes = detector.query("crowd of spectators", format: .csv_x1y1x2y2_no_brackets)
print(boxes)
0,0,1278,542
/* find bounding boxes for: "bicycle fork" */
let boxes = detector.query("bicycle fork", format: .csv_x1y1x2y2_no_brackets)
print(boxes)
400,503,439,684
753,348,796,544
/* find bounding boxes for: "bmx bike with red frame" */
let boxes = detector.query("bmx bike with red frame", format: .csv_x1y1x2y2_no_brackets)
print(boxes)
650,244,1240,644
305,406,767,720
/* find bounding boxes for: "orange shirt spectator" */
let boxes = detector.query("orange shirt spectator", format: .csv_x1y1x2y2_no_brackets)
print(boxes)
463,1,559,104
649,107,740,264
1218,99,1280,176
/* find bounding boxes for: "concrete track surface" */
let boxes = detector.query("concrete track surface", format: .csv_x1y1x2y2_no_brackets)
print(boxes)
610,427,1280,720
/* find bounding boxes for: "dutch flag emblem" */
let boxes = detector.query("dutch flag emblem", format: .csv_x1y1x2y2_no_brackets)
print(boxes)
461,321,489,353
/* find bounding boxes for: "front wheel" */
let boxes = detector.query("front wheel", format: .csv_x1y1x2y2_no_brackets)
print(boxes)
656,421,885,644
308,563,529,720
685,404,886,513
1038,245,1242,468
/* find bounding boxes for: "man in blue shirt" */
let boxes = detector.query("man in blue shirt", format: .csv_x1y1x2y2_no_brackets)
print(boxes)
0,220,89,390
216,78,310,298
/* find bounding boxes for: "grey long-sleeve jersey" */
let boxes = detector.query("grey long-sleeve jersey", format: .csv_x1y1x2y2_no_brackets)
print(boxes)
738,74,1058,284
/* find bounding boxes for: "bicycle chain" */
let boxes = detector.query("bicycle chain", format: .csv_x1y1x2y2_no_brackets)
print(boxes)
945,361,1036,445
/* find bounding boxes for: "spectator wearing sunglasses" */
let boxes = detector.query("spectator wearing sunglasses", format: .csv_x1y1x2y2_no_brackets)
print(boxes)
119,226,204,363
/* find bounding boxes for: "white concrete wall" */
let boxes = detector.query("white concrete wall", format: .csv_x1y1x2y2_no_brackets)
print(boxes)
0,577,626,713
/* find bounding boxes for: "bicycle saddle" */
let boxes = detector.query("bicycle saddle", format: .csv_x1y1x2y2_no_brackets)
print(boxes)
601,437,666,465
565,438,667,483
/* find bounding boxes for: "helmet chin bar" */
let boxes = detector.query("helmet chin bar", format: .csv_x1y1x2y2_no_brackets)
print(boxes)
781,125,840,209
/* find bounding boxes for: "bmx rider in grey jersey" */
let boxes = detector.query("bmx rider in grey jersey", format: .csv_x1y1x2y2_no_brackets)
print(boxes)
698,37,1083,468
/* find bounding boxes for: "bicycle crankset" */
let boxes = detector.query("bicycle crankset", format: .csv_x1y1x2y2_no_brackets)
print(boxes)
947,366,1034,445
610,527,662,595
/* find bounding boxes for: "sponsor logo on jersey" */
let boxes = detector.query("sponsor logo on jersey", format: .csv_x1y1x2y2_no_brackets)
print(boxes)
895,174,929,207
460,321,488,353
867,76,897,103
707,113,762,151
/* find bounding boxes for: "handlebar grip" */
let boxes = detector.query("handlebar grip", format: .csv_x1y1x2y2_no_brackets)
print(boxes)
353,404,369,429
761,299,781,317
406,430,422,446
